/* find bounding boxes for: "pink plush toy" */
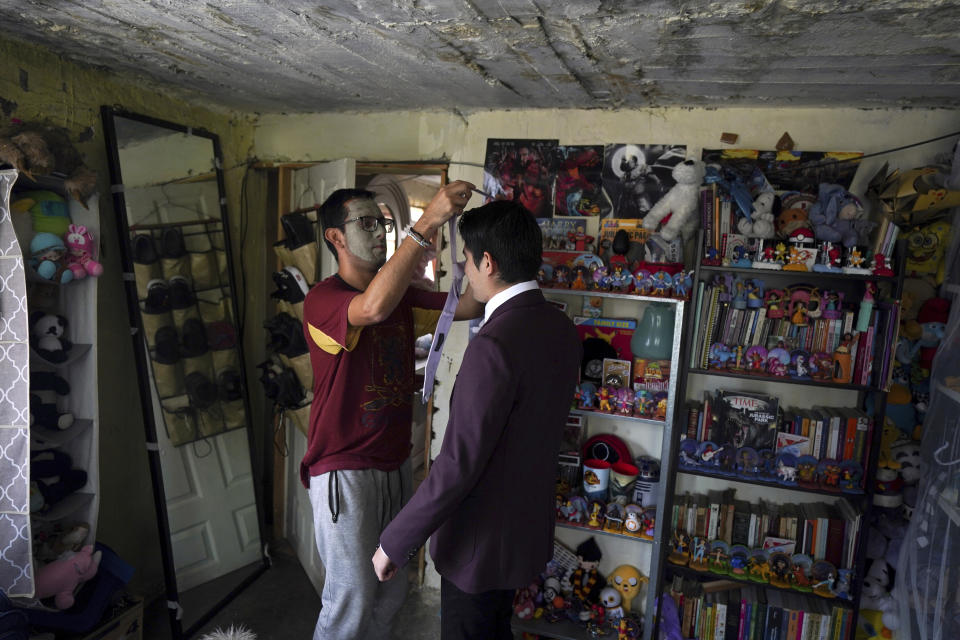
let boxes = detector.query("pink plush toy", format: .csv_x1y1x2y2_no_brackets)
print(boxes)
64,223,103,279
35,544,102,609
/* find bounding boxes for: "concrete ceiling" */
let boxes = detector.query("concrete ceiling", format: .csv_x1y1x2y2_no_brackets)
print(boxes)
3,0,960,113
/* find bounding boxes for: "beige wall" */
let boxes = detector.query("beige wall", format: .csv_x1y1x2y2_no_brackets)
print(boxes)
0,35,260,598
255,105,958,587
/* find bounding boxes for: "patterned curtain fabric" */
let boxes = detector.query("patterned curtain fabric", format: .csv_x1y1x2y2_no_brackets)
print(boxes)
0,169,32,597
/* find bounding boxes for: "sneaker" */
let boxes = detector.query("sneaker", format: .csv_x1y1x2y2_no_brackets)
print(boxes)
133,234,159,264
161,227,186,258
281,212,315,249
153,326,181,364
271,266,309,303
168,276,194,309
180,318,209,358
144,279,171,314
184,371,218,410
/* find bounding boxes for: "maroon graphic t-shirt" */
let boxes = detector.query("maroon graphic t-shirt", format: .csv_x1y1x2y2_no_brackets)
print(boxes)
300,274,444,487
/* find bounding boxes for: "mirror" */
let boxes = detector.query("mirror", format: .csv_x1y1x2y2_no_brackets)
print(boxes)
101,108,267,637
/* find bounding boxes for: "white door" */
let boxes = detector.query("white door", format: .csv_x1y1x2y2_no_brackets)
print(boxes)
285,159,355,596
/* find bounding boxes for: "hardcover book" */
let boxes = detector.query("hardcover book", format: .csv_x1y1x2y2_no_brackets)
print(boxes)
714,390,779,450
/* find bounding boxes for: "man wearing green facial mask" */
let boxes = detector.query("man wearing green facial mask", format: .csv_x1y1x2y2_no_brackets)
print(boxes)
301,181,483,639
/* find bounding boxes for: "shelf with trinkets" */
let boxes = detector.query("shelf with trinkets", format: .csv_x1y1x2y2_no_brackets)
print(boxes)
528,221,690,640
649,229,906,640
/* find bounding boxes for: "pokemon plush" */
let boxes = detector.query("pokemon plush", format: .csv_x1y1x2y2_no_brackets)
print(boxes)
737,192,778,239
30,312,71,362
774,207,813,241
35,544,101,609
29,232,73,284
64,224,103,279
642,159,706,241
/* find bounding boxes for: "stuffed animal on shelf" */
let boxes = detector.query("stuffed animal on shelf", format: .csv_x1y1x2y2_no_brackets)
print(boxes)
809,183,874,247
12,190,72,236
30,312,72,362
859,558,899,636
774,206,814,241
30,393,74,430
737,192,778,239
29,232,73,284
606,564,647,614
642,159,706,241
35,544,101,609
64,224,103,279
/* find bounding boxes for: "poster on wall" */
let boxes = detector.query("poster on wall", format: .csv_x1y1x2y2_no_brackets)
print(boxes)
601,144,688,218
482,138,558,218
701,149,863,195
552,144,609,217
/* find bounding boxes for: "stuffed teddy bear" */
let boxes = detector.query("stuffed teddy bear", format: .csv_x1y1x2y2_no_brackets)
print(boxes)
860,559,900,635
30,393,74,430
35,544,101,609
29,232,73,284
30,312,72,362
64,224,103,279
642,159,706,242
737,192,778,239
809,183,874,247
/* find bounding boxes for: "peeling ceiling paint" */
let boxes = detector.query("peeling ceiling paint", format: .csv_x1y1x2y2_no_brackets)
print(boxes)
1,0,958,113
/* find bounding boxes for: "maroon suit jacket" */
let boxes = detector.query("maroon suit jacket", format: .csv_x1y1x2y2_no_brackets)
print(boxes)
380,288,581,593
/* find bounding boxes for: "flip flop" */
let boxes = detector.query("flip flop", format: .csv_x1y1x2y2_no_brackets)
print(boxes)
133,233,159,264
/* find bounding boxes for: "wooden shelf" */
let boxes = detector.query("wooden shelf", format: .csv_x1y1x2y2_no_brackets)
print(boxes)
699,264,896,283
678,466,866,501
689,368,874,392
557,521,653,544
512,615,595,640
31,419,94,450
665,564,854,608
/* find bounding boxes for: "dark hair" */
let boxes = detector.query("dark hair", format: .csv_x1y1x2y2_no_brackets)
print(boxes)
458,200,542,284
317,188,376,259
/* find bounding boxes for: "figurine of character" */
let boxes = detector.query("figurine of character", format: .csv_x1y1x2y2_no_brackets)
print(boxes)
873,253,895,277
597,386,614,412
764,289,786,318
537,264,554,286
554,265,571,287
673,270,693,299
571,538,604,605
731,244,752,267
568,229,594,252
709,342,734,369
790,350,811,379
653,395,668,421
796,457,819,487
842,246,871,274
813,574,836,598
813,241,843,273
708,544,729,574
610,265,635,292
747,556,772,582
668,530,691,566
745,279,764,308
690,537,709,571
776,456,798,484
703,246,721,265
820,462,842,490
616,388,635,416
791,561,813,592
576,383,596,410
571,266,589,290
769,553,792,589
833,569,853,600
650,271,673,296
634,390,653,417
587,501,603,528
783,245,808,271
774,242,788,262
592,265,610,290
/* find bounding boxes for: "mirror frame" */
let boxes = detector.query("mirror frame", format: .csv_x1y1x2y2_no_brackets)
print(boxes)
100,106,268,638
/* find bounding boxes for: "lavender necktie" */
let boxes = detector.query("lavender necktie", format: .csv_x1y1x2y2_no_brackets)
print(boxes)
422,218,464,402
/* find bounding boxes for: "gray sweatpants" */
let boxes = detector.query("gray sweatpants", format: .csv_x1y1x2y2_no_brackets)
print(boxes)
308,459,413,640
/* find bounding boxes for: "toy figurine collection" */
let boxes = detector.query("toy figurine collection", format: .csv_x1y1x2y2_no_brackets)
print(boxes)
538,255,694,300
514,537,645,638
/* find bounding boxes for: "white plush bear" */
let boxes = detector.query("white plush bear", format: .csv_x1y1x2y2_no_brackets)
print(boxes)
642,159,705,241
738,192,777,239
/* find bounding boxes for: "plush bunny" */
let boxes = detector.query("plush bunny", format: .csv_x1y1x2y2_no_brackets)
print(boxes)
35,544,101,609
64,223,103,279
642,159,706,241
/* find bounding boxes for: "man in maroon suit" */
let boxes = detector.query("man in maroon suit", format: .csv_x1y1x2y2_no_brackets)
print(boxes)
373,200,581,639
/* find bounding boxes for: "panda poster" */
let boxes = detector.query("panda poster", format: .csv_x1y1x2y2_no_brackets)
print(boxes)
601,144,688,219
482,138,558,218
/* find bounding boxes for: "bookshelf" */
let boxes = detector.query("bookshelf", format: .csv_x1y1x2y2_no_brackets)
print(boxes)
653,233,905,640
523,289,687,640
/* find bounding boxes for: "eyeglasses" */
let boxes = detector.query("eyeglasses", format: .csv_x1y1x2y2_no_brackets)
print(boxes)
341,216,395,233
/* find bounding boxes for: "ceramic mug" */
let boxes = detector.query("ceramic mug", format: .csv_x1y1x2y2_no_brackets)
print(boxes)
609,462,639,503
582,459,611,500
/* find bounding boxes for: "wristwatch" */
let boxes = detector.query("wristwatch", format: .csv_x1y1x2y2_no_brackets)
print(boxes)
403,225,432,249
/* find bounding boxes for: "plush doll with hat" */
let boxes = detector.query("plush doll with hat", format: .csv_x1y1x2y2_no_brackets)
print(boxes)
915,297,950,370
642,159,706,242
29,232,73,283
64,223,103,279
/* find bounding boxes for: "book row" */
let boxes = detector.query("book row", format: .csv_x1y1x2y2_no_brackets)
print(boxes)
670,490,862,574
668,578,856,640
689,276,899,388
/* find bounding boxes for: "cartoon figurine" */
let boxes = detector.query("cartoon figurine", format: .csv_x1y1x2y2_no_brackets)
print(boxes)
812,563,838,598
768,552,793,589
554,265,571,287
607,564,648,614
568,229,595,252
668,530,691,566
813,241,843,273
709,342,734,369
783,245,809,271
571,538,604,605
873,253,895,277
598,386,614,412
857,282,876,333
708,541,730,574
571,266,589,290
832,334,854,383
842,246,871,274
587,501,604,528
690,537,709,571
